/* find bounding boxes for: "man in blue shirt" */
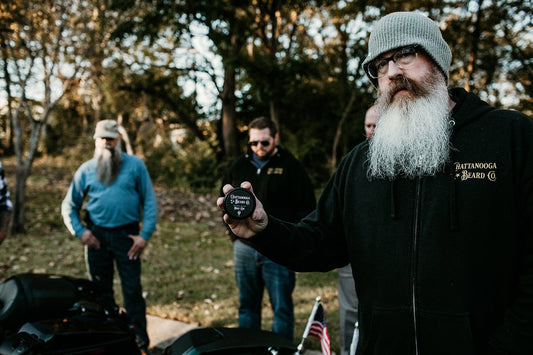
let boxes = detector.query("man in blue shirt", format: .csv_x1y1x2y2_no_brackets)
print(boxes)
62,120,157,355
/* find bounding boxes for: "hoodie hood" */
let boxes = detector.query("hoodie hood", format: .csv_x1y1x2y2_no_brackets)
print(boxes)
448,88,495,231
449,87,495,131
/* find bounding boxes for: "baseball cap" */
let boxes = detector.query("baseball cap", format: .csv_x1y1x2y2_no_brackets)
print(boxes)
93,120,120,139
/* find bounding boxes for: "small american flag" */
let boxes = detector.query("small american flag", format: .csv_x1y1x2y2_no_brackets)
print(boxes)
308,303,331,355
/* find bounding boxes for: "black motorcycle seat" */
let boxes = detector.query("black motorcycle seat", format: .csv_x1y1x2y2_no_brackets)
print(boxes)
0,273,98,330
0,278,21,329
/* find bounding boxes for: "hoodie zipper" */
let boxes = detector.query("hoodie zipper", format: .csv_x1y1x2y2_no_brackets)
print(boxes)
411,177,422,355
249,159,262,175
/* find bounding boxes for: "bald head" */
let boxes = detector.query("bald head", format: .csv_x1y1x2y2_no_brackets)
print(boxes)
365,106,379,139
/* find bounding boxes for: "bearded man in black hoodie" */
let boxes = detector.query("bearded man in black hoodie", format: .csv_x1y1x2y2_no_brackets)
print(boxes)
218,11,533,355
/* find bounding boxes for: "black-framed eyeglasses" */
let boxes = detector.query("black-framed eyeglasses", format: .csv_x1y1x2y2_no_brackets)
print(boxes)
248,140,271,147
367,46,419,79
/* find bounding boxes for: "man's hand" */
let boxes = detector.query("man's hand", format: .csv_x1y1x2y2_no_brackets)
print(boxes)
128,235,148,260
80,229,100,249
217,181,268,239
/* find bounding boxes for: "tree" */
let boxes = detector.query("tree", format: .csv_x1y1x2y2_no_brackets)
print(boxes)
108,0,245,158
326,1,375,173
2,0,529,199
0,0,97,233
115,1,344,161
490,0,532,113
164,0,255,159
0,4,15,154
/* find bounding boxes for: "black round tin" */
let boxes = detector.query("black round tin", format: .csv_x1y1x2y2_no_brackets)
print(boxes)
223,187,256,219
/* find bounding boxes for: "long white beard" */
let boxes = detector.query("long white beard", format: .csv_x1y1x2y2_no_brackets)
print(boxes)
368,70,452,179
95,143,122,185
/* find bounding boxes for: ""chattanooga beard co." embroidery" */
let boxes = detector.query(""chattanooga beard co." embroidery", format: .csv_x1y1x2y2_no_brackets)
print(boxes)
454,162,498,182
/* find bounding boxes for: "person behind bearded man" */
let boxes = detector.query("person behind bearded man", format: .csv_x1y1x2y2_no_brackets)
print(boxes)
61,120,157,355
218,11,533,354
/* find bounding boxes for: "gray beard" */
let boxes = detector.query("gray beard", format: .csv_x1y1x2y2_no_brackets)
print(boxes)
95,144,123,185
368,70,452,180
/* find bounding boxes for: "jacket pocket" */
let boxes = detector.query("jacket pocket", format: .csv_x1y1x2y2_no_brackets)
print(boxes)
357,308,475,355
417,310,474,355
357,307,414,355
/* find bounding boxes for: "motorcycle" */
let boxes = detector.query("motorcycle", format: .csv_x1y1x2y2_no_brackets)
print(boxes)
162,297,331,355
0,274,328,355
163,326,298,355
0,273,140,355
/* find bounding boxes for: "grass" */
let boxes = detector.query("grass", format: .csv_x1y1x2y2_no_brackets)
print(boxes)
0,155,343,354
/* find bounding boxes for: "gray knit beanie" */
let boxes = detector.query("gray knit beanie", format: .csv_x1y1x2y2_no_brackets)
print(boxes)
363,11,452,87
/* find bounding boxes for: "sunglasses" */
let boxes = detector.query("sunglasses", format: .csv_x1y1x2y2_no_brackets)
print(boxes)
248,140,271,147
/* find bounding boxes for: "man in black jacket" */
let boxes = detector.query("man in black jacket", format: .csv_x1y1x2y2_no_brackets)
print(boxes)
218,11,533,354
221,116,316,341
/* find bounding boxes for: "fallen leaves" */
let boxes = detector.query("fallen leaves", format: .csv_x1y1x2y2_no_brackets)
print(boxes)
155,187,220,224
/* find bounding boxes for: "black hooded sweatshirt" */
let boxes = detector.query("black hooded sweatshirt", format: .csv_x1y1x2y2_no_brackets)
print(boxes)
245,88,533,354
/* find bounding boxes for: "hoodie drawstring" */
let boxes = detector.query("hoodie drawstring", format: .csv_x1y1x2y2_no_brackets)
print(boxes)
448,119,459,231
449,169,459,231
447,156,459,232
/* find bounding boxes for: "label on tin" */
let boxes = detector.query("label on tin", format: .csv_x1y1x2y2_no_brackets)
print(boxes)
224,188,255,219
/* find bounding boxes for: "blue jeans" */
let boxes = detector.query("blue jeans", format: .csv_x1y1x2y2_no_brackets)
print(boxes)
85,223,148,347
233,240,295,341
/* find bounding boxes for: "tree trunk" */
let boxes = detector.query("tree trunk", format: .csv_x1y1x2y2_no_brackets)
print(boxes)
330,22,358,174
0,46,14,154
12,163,28,234
464,0,484,91
11,101,48,234
269,100,280,142
221,64,239,158
330,91,356,174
